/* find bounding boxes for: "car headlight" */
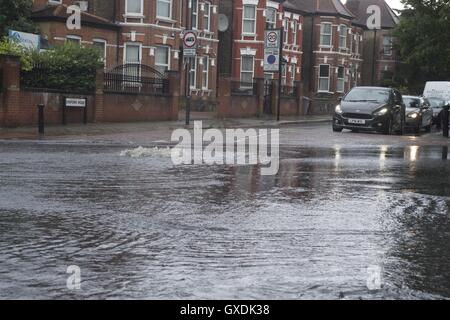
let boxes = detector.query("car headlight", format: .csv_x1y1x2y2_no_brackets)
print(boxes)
335,105,343,114
407,112,418,119
374,108,388,116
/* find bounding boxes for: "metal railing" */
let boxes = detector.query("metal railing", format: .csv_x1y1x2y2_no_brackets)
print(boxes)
104,73,169,96
103,64,169,96
280,85,298,98
231,81,257,96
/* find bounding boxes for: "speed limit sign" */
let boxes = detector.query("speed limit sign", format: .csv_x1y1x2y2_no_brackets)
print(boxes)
265,30,280,49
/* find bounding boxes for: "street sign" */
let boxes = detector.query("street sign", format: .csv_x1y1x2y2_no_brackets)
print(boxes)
65,98,86,108
265,30,280,49
264,30,282,72
264,50,280,72
183,31,198,57
8,30,40,50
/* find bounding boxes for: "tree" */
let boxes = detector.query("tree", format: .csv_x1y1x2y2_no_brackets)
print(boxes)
0,0,38,37
393,1,450,93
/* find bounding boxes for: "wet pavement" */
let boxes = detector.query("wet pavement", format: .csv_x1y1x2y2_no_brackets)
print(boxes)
0,123,449,299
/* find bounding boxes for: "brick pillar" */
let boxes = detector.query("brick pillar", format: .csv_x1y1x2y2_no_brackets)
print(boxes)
217,76,232,119
2,55,21,127
94,68,104,122
255,78,265,117
167,70,180,121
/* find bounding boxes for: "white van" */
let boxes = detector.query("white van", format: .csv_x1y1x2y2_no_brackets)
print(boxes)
423,82,450,100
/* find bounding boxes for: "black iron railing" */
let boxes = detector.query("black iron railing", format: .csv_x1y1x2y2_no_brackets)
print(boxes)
280,85,298,98
104,73,169,95
231,81,257,96
103,64,169,96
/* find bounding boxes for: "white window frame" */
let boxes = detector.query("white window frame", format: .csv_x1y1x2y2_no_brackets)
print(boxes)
202,56,209,90
156,0,172,20
155,45,171,74
318,64,330,92
192,0,199,29
242,5,257,35
189,57,198,90
125,0,143,16
265,7,277,30
203,2,212,31
283,18,289,44
92,38,107,67
240,55,255,86
320,23,332,47
339,24,347,49
383,36,393,56
66,35,81,45
292,20,298,46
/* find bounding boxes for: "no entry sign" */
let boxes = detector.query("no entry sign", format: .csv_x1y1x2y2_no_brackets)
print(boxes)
183,31,197,57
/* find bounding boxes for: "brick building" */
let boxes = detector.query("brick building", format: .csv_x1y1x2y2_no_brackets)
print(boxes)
346,0,400,86
31,0,220,98
297,0,364,99
222,0,304,86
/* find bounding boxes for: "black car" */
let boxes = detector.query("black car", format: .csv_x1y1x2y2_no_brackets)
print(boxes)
403,96,433,134
333,87,406,135
427,97,446,129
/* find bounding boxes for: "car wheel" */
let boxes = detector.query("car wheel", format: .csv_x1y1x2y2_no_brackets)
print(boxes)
393,111,405,135
333,126,343,132
425,122,432,133
383,118,392,135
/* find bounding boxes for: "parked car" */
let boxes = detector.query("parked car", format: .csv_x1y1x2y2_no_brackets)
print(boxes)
423,82,450,129
402,96,433,134
333,87,405,135
428,97,446,128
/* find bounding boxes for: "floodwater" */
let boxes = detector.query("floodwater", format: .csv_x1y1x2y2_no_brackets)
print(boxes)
0,140,449,299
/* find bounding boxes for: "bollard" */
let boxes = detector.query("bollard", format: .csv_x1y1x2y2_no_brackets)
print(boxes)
38,104,45,135
443,106,449,138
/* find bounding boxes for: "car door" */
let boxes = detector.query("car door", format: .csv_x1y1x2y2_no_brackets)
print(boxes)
421,98,433,127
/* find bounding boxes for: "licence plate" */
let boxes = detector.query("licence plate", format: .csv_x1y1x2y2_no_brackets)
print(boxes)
348,119,366,125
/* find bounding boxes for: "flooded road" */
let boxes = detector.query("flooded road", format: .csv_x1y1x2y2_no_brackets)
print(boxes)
0,125,449,299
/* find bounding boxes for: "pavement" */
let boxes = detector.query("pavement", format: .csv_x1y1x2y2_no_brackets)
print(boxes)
0,114,331,140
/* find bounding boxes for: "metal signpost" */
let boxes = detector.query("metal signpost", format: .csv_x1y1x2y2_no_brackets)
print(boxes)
183,1,197,126
264,28,284,122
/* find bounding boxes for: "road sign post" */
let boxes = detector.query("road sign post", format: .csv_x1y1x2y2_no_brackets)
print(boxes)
183,29,197,125
264,29,284,121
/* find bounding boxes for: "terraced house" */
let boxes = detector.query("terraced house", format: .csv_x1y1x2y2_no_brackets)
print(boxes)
31,0,220,98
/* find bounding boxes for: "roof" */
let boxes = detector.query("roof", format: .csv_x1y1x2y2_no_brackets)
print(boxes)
345,0,399,29
283,0,355,18
32,4,119,30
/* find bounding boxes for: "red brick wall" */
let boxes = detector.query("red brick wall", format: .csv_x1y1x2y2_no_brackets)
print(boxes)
102,94,174,122
7,92,95,127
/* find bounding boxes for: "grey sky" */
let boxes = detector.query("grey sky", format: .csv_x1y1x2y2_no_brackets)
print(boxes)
342,0,406,11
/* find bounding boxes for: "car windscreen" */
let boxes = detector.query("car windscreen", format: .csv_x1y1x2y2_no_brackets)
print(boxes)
343,88,390,103
403,97,420,109
428,98,445,108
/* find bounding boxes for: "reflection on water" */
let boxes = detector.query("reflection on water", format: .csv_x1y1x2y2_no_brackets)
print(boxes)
0,142,449,299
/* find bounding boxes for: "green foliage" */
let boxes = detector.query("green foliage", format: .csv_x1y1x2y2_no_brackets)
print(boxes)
23,43,104,92
394,0,450,93
0,0,38,37
0,37,33,71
